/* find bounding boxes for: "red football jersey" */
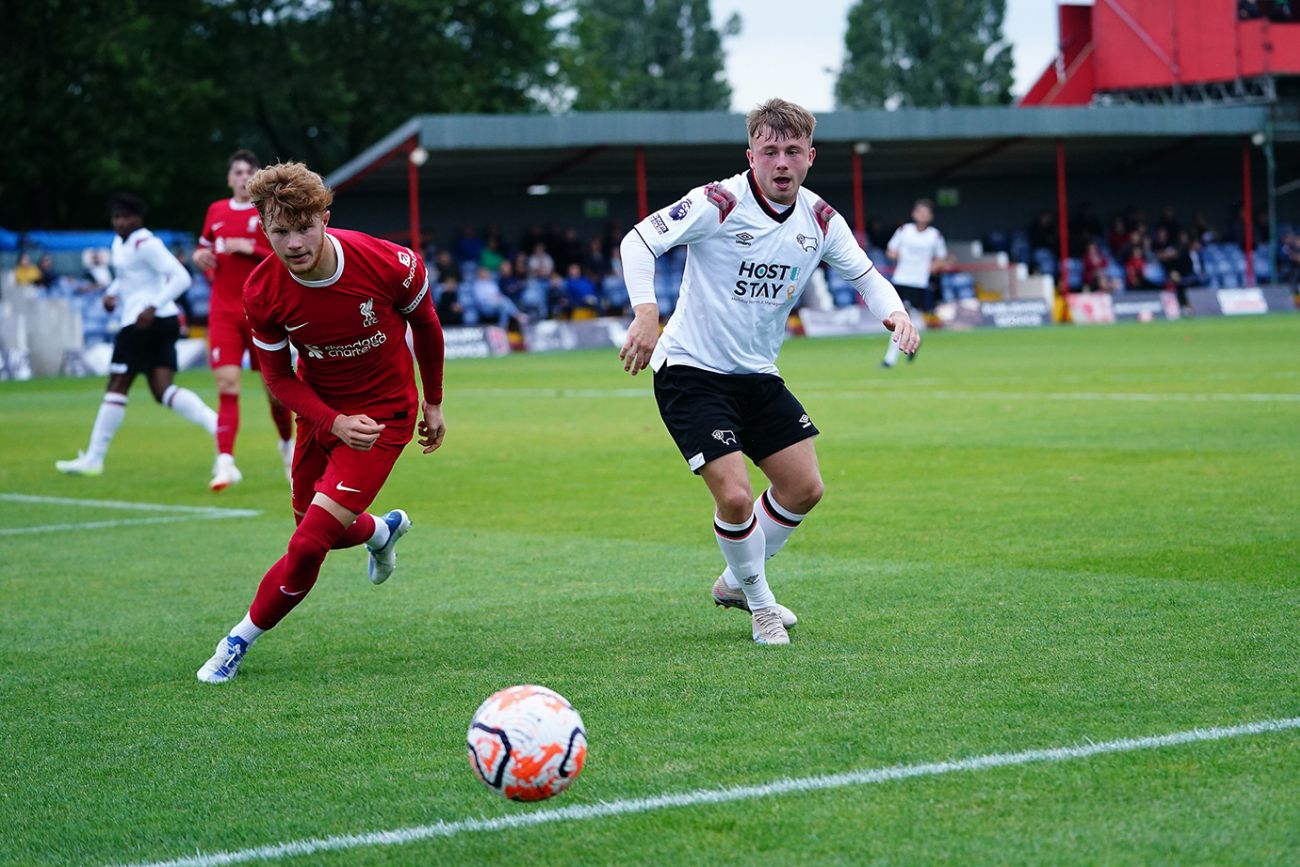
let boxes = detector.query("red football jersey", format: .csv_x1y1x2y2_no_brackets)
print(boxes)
198,198,273,312
244,229,433,420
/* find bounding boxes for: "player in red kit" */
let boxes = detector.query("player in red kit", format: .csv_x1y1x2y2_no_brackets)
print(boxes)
197,162,446,684
193,149,296,491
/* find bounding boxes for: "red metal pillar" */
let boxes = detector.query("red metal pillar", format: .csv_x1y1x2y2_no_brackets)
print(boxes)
1056,139,1071,306
407,140,422,253
1242,139,1255,286
635,147,649,220
851,148,866,245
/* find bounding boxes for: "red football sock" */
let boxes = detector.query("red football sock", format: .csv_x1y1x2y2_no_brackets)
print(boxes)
216,393,239,455
269,398,294,441
248,505,348,630
332,513,376,550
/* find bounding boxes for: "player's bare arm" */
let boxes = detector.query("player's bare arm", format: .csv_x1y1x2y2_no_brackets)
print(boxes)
620,302,660,375
330,413,385,451
883,310,921,354
418,401,445,453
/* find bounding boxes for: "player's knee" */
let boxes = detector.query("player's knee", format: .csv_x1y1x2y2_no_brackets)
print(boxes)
215,371,241,394
774,475,823,514
285,529,330,570
799,476,825,511
715,488,754,523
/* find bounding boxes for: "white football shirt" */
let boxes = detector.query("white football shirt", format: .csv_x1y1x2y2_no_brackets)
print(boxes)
107,228,193,325
887,222,947,289
630,171,895,375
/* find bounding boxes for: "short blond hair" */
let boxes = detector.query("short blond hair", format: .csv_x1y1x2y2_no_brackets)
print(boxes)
246,162,334,226
746,98,816,145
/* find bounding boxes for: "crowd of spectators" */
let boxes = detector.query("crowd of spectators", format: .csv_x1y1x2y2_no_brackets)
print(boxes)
423,223,636,329
1015,203,1300,305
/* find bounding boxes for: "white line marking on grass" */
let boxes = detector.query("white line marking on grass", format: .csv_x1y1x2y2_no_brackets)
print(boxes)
118,715,1300,867
454,387,1300,403
0,493,259,536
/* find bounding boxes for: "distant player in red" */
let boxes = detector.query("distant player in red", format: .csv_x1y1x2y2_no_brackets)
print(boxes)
192,149,296,491
197,161,446,684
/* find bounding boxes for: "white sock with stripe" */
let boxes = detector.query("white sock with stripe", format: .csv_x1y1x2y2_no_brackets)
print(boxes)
162,384,218,435
721,488,807,590
86,393,128,462
714,514,776,611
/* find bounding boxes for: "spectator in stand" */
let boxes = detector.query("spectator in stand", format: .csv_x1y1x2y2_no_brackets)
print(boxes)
468,265,527,329
562,262,600,317
497,258,525,306
434,274,466,326
1081,240,1119,293
1164,231,1206,312
35,254,59,290
432,249,458,285
478,236,505,272
545,272,568,317
526,241,554,281
583,237,608,284
13,252,41,287
1122,230,1156,291
1106,216,1129,257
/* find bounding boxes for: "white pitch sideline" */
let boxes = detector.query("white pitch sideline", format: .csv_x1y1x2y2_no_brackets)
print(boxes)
0,493,260,536
117,715,1300,867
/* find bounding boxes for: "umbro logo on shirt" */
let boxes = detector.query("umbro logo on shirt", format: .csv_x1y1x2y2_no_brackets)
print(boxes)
735,232,754,246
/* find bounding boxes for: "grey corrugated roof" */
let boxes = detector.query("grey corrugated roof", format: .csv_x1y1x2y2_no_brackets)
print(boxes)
325,105,1270,189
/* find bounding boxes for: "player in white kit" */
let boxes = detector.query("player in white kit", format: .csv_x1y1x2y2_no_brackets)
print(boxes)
618,99,920,645
881,199,948,368
56,194,219,479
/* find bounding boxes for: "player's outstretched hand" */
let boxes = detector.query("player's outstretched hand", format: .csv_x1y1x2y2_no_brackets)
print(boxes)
883,310,921,356
418,401,446,454
620,303,660,376
332,413,385,451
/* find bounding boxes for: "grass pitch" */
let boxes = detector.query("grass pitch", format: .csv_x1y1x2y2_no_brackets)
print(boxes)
1,315,1297,865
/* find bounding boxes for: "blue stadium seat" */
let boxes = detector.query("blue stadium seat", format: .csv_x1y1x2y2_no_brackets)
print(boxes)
1066,258,1083,290
1033,248,1057,275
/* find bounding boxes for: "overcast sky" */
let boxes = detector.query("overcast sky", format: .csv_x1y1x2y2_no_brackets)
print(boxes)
712,0,1086,112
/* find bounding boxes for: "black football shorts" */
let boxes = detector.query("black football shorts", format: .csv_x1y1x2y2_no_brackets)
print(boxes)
652,363,819,473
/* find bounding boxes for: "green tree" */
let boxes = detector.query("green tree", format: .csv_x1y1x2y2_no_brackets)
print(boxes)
564,0,738,111
0,0,564,230
834,0,1013,109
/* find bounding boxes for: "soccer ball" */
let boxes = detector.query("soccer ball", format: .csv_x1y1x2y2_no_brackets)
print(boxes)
467,684,588,801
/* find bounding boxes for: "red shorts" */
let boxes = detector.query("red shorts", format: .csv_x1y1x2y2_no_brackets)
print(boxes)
290,411,416,516
208,304,258,370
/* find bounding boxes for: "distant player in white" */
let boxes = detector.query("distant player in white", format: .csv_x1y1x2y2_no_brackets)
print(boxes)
56,194,218,477
619,99,919,645
881,199,947,368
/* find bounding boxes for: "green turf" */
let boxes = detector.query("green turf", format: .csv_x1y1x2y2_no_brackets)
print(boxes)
1,316,1297,865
